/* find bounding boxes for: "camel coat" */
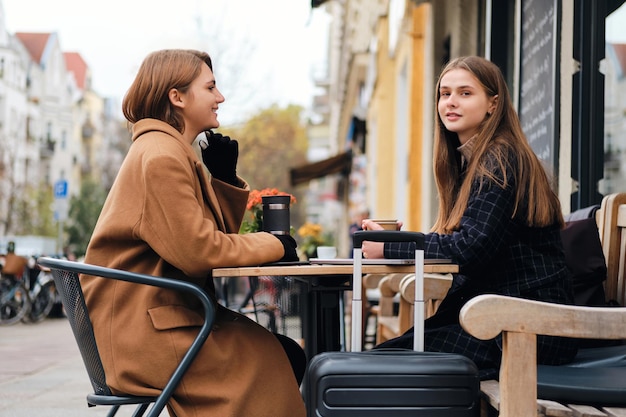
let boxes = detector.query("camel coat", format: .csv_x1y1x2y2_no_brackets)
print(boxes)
82,119,306,417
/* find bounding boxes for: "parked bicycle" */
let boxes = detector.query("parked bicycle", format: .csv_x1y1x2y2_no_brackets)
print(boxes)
24,262,57,323
0,260,57,325
0,271,30,325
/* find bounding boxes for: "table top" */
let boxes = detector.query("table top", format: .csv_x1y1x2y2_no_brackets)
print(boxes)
213,262,458,277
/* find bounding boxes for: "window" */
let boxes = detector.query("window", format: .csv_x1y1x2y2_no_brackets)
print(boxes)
602,4,626,194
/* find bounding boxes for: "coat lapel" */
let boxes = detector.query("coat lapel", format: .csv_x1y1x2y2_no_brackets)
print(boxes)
195,161,226,231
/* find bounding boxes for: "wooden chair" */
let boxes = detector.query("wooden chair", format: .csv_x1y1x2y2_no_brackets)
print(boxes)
36,257,216,417
374,272,453,345
362,273,387,348
399,272,453,324
459,193,626,417
375,273,411,344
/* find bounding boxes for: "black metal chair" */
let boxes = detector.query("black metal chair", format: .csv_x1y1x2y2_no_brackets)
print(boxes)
36,257,216,417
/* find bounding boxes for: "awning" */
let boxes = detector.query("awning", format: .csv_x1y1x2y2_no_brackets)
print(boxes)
290,151,352,186
311,0,329,7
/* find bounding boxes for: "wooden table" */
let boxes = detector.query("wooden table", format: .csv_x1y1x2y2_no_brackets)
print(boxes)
213,263,458,278
213,262,458,359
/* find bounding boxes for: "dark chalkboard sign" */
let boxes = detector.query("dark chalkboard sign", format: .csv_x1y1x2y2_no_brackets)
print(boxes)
519,0,560,174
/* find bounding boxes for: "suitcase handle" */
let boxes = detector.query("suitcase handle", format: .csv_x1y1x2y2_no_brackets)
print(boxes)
353,230,425,249
351,230,426,352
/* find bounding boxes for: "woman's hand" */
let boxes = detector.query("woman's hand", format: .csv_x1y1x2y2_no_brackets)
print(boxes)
200,131,239,185
361,219,404,231
361,219,382,231
360,219,385,259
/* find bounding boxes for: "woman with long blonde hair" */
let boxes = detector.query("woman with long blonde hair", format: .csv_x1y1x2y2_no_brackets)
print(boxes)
363,56,577,379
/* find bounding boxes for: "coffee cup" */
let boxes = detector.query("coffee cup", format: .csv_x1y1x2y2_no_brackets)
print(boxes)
316,246,337,259
371,219,400,231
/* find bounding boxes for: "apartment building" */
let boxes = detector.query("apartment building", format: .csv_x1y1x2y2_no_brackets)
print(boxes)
308,0,626,256
0,2,111,238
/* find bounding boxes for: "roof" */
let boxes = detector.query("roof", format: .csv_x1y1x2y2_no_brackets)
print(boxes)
15,32,52,64
64,52,88,90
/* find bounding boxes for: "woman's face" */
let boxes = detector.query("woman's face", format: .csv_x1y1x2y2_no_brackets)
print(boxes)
437,68,497,144
178,63,225,140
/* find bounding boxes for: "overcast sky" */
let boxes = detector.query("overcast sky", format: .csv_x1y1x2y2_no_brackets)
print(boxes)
2,0,330,125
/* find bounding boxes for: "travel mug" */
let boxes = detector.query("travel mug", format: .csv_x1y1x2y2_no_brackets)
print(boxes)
262,195,291,235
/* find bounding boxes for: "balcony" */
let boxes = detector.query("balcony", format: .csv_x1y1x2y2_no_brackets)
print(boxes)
39,139,55,159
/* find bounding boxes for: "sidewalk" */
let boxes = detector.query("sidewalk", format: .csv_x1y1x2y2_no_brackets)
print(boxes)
0,290,344,417
0,318,166,417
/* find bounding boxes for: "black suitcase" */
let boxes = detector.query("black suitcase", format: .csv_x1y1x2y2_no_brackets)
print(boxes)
302,231,480,416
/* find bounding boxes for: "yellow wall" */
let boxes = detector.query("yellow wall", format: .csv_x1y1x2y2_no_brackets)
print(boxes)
406,4,429,231
367,3,431,229
369,16,397,219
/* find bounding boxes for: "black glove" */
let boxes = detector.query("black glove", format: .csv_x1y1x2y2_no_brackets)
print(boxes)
200,130,238,185
275,234,299,262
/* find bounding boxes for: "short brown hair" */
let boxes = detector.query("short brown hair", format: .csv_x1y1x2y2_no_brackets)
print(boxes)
122,49,213,133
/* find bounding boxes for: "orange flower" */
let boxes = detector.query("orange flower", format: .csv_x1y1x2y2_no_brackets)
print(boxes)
246,188,296,211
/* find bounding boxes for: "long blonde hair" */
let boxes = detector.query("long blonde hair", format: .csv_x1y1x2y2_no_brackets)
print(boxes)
432,56,563,234
122,49,213,134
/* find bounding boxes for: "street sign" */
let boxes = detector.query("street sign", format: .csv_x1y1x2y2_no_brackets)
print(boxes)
54,179,68,199
54,179,69,223
54,199,69,222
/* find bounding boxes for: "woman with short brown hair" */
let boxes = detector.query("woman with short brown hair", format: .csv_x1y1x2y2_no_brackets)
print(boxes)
82,49,305,417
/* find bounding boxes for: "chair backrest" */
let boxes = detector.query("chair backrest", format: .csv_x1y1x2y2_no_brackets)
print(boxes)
377,273,409,317
49,267,112,396
598,193,626,305
400,273,453,322
39,256,215,417
617,204,626,306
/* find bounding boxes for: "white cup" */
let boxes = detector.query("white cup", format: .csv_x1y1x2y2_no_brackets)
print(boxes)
316,246,337,259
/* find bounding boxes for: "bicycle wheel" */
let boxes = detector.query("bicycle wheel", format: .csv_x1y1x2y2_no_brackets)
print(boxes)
0,279,31,325
26,282,56,323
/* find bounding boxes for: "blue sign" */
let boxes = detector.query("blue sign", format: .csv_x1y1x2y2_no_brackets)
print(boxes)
54,179,68,199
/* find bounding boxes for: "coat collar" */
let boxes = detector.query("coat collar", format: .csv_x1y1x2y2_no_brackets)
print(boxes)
131,119,187,144
457,134,478,164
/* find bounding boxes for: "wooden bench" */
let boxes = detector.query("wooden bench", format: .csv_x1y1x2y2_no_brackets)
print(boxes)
460,193,626,417
462,296,626,417
599,193,626,306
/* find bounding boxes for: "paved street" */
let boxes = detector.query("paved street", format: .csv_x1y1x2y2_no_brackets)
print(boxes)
0,318,166,417
0,287,351,417
0,306,312,417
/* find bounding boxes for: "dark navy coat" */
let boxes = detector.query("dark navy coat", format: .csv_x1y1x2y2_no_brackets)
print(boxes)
379,151,578,379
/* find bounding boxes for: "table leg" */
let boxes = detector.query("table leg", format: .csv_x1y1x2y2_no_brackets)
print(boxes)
298,276,348,360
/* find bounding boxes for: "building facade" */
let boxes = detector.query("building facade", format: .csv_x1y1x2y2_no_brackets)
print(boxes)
0,1,119,247
310,0,626,255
